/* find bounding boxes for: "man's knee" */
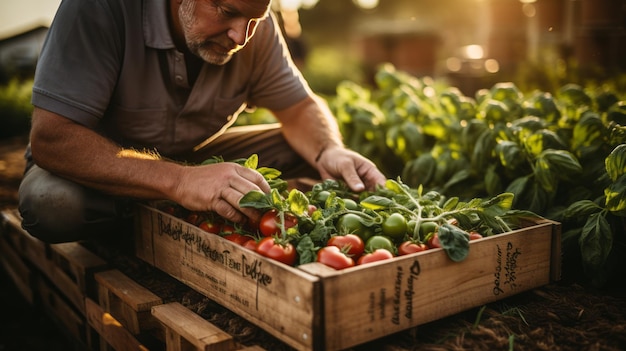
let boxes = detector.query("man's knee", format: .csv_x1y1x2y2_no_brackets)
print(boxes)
18,165,126,243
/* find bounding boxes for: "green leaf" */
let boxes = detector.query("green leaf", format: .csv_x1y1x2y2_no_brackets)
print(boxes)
244,154,259,170
541,149,583,180
438,222,470,262
288,189,310,216
257,167,281,180
605,144,626,182
579,212,613,272
239,190,272,210
385,179,404,194
563,200,603,219
604,174,626,216
495,140,524,170
296,236,317,265
442,197,459,211
360,195,395,210
534,156,557,192
572,113,605,158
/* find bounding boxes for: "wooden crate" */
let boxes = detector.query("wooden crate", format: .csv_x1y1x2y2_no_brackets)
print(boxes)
36,275,91,347
1,208,51,274
135,204,561,351
0,209,109,315
0,233,34,304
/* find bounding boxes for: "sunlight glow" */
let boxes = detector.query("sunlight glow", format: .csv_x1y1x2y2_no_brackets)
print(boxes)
463,45,484,60
353,0,379,10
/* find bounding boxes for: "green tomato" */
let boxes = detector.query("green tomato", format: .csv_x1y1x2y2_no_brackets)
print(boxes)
365,235,396,254
342,198,359,211
382,213,408,242
314,190,331,207
336,213,366,238
419,221,439,238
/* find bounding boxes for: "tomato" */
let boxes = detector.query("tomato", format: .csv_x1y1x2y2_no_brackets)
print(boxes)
258,209,298,237
419,221,438,238
222,233,249,245
314,190,331,207
427,233,442,249
221,224,236,235
357,248,394,265
342,198,359,210
186,212,202,225
242,238,258,251
398,241,428,255
316,246,355,270
199,220,221,234
336,213,367,239
307,204,318,216
256,237,297,265
469,231,483,240
365,235,396,254
382,213,408,242
327,234,365,259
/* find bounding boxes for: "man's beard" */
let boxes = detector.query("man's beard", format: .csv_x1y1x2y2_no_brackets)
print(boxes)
178,0,237,65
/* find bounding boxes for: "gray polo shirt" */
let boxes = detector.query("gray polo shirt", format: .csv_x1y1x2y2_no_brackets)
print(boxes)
32,0,311,157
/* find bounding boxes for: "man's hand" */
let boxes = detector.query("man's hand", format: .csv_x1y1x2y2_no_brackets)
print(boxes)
173,162,271,224
315,146,386,192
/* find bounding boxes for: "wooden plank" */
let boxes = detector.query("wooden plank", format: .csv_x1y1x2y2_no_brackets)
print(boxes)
152,302,235,351
85,297,153,351
135,204,322,351
95,269,163,334
37,276,87,343
0,235,34,304
298,220,560,350
1,208,51,273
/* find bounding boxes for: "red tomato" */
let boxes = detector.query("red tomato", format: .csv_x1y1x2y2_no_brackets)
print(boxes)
186,212,201,225
199,220,221,234
221,224,236,235
258,209,298,237
327,234,365,259
242,238,258,252
222,233,249,245
427,233,442,249
256,237,297,265
357,248,394,265
469,231,483,240
307,204,318,216
398,241,428,255
316,246,355,270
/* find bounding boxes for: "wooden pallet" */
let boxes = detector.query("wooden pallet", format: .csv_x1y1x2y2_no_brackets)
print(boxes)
1,208,268,351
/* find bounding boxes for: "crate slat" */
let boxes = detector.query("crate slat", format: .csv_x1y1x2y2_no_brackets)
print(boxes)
152,302,236,351
96,269,164,335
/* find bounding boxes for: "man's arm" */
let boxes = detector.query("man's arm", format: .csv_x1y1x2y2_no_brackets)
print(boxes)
30,108,270,223
272,95,386,191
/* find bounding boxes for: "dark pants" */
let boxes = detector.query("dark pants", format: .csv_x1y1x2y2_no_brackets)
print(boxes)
18,124,319,243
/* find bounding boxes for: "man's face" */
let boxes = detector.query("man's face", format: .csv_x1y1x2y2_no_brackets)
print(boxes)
178,0,271,65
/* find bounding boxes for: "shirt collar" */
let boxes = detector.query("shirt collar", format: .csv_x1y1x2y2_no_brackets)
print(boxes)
144,0,175,49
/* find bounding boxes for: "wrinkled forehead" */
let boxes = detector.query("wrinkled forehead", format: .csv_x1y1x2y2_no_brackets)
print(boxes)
214,0,272,18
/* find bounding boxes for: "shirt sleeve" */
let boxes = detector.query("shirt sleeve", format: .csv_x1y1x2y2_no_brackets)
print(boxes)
245,12,312,111
31,0,124,129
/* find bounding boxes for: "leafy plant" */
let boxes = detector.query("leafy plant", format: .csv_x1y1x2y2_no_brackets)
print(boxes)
330,63,626,288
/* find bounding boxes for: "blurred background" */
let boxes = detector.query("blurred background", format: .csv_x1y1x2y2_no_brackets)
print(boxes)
1,0,625,136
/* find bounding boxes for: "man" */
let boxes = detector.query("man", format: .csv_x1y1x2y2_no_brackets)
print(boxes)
18,0,386,243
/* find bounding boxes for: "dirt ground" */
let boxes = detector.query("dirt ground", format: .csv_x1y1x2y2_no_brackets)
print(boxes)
1,135,625,351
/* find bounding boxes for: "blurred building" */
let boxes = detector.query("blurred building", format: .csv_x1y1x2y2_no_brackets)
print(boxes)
0,24,48,82
314,0,626,95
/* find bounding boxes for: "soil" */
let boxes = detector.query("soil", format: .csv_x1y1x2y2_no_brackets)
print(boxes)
1,135,625,351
